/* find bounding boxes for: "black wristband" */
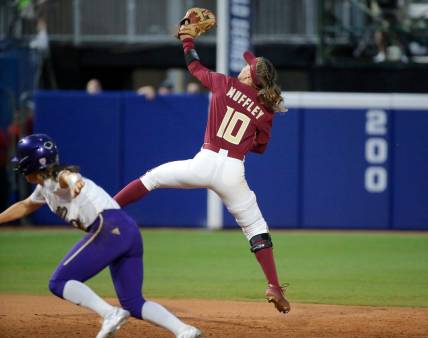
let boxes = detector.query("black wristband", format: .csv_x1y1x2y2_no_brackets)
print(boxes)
185,49,200,66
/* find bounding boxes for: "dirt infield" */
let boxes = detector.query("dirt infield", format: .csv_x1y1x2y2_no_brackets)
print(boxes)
1,295,427,338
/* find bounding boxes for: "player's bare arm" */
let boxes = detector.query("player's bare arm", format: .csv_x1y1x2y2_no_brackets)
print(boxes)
0,197,43,224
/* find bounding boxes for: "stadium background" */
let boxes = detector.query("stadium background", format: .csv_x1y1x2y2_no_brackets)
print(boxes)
1,1,428,337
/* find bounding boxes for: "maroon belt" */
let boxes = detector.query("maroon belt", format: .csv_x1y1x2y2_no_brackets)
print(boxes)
203,143,245,160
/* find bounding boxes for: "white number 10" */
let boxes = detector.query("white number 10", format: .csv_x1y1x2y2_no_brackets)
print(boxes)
216,106,251,145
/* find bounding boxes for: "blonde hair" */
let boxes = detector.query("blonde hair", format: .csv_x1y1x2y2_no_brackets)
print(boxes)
255,57,286,112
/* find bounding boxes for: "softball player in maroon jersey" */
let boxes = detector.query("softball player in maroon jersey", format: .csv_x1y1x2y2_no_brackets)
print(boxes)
115,35,290,314
0,134,202,338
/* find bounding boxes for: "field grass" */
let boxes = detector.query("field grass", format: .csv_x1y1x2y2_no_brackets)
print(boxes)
0,229,427,307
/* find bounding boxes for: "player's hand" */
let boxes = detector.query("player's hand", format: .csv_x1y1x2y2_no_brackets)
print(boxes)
71,179,85,198
59,171,85,198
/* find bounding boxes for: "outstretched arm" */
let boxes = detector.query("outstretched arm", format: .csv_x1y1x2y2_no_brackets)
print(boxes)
180,35,227,91
0,198,43,224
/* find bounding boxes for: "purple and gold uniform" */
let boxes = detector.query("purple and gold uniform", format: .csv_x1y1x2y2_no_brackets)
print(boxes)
31,176,145,318
1,134,202,338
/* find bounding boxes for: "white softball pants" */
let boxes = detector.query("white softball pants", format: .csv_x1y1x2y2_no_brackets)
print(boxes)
140,149,268,240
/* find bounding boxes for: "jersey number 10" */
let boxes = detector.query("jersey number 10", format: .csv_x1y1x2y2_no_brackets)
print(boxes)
216,106,251,145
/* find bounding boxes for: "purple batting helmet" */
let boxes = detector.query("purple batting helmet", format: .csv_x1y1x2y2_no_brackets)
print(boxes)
11,134,59,175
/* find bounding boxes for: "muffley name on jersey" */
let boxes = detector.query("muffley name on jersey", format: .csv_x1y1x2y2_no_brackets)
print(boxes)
226,86,265,120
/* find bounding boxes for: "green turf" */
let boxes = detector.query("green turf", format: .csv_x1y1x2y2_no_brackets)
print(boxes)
0,229,427,307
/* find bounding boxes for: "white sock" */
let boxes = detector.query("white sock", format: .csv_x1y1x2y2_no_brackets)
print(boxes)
142,300,187,335
63,280,114,317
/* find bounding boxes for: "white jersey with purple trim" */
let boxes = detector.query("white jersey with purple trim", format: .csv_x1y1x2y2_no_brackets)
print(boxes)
30,177,120,230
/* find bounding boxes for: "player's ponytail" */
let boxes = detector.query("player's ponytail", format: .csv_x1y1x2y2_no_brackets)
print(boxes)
256,58,286,113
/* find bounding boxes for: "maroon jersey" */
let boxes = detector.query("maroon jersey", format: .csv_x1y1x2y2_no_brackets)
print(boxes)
183,39,274,157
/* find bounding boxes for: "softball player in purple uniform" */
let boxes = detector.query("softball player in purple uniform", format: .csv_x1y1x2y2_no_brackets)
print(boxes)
0,134,201,338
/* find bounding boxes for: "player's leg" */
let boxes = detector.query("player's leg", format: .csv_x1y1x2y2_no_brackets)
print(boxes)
110,255,201,337
108,217,145,319
114,150,215,207
48,211,133,317
212,161,290,313
219,186,281,286
222,186,290,313
49,241,115,317
109,218,201,337
60,278,129,338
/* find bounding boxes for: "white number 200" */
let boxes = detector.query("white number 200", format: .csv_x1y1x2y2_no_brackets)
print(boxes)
217,106,251,145
365,110,388,193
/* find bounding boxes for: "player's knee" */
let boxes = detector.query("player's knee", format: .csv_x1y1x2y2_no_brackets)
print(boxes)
249,233,273,253
48,278,67,298
227,191,257,214
227,191,260,226
119,297,146,319
226,192,268,239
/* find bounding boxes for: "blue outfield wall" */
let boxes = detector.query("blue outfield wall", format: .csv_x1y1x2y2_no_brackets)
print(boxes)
33,92,210,226
301,108,391,229
33,92,123,225
393,109,428,229
121,94,207,227
32,91,428,230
